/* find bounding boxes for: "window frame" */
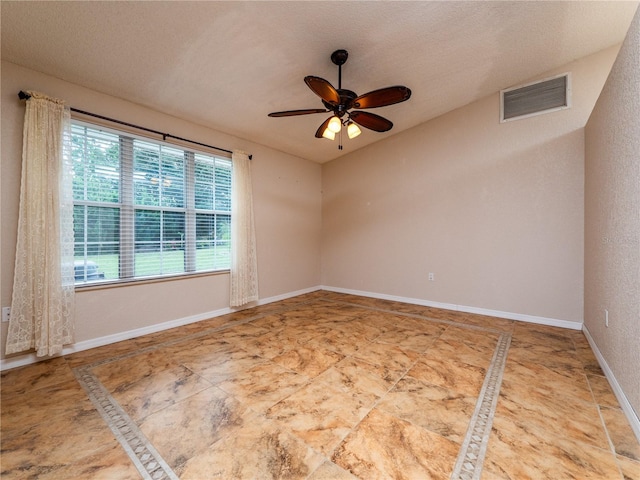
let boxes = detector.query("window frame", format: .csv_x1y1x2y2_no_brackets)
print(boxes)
71,119,232,287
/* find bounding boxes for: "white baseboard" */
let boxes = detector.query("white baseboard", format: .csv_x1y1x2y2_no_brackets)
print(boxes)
582,325,640,444
0,286,322,372
256,286,321,306
321,285,583,330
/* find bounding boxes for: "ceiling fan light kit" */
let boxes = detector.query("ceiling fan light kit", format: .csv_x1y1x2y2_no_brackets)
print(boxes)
328,116,342,133
322,128,336,141
268,49,411,150
347,121,361,139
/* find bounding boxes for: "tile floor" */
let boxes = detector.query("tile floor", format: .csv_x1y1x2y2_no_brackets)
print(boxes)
1,291,639,479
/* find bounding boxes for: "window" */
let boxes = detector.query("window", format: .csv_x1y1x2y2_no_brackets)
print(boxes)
72,121,232,284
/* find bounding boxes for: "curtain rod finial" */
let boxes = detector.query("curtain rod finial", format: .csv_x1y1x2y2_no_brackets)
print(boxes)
18,91,31,100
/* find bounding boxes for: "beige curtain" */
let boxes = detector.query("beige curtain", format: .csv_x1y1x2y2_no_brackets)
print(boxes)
6,91,75,356
230,151,258,307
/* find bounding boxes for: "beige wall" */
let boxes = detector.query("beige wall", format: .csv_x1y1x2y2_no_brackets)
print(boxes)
1,61,322,359
322,47,619,324
585,10,640,417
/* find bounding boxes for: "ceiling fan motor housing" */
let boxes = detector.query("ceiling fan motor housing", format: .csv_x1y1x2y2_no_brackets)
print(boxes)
323,89,357,117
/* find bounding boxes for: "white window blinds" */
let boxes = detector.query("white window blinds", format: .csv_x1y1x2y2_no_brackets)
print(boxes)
71,121,232,284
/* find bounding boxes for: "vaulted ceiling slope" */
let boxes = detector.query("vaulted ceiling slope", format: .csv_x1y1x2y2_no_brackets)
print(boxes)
2,1,638,163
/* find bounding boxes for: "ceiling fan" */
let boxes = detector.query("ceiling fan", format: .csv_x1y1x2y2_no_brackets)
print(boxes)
268,49,411,149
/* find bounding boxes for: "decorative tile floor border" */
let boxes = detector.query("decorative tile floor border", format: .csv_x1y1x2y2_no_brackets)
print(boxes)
72,296,511,479
74,365,179,480
451,332,511,480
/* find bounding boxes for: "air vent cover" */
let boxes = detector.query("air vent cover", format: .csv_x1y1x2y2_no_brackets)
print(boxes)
501,74,571,122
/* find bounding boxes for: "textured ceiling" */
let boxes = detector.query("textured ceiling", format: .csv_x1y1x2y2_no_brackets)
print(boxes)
2,1,638,163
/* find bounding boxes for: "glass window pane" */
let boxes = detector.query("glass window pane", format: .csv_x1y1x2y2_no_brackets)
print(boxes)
134,210,186,276
194,156,214,210
134,141,185,208
71,124,120,203
196,213,230,271
162,212,185,274
161,147,184,208
73,205,119,283
133,140,160,206
215,160,232,212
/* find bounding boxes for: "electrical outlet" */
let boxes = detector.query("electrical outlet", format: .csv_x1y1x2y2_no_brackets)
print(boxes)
428,272,435,281
2,307,10,323
605,309,609,328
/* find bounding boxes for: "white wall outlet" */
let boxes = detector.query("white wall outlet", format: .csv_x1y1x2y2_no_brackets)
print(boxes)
428,272,435,281
605,309,609,327
2,307,10,323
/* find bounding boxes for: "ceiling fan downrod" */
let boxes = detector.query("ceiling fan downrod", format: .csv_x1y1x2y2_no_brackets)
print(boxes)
331,49,349,90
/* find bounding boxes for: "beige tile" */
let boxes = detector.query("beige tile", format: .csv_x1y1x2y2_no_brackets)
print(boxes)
305,327,372,356
111,364,213,421
1,378,95,437
165,333,235,361
332,408,460,479
249,312,290,331
600,406,640,462
315,356,396,400
1,357,76,395
0,409,120,474
484,414,623,480
349,311,397,335
139,386,252,469
507,341,584,371
216,361,310,412
176,413,325,479
438,325,501,348
351,341,419,375
408,355,487,397
35,443,143,480
216,323,270,343
271,345,344,377
425,336,496,369
502,358,595,404
91,348,183,392
181,347,267,384
333,317,385,342
587,374,621,409
618,454,640,480
244,327,314,359
266,380,376,455
575,344,605,375
496,382,610,450
307,460,360,479
377,375,476,443
373,327,442,353
512,321,574,341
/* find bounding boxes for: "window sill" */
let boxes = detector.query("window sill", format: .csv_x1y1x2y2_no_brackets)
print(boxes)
74,269,230,292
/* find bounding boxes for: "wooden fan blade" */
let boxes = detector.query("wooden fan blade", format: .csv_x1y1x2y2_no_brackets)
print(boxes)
315,117,333,138
350,111,393,132
353,86,412,109
268,109,328,117
305,76,340,105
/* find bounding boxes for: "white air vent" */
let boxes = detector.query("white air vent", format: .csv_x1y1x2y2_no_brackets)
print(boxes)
500,73,571,122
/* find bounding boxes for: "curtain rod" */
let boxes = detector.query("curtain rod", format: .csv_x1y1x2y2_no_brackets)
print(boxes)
18,91,251,160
